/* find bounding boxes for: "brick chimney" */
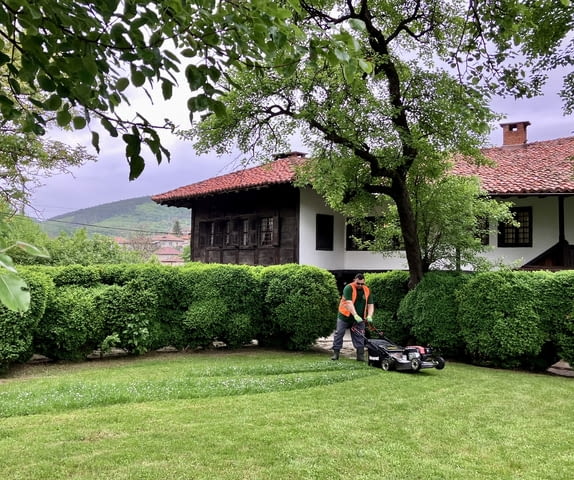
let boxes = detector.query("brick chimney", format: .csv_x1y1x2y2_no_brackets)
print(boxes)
500,121,530,146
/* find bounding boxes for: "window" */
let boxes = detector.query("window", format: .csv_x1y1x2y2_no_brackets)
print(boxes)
198,221,225,248
224,220,233,246
345,220,375,251
260,217,274,246
316,214,334,251
241,219,250,247
498,207,532,247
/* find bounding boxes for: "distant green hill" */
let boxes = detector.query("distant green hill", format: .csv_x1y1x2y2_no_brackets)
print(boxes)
40,196,191,238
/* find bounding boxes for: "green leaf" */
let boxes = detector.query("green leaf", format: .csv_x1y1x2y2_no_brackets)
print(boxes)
348,19,366,32
116,77,130,91
131,70,146,87
358,59,373,74
44,94,62,111
13,242,50,258
128,155,145,180
123,133,141,158
0,51,10,65
211,99,227,117
91,131,100,153
334,48,351,63
0,271,30,312
0,253,17,273
72,116,87,129
185,64,206,91
56,109,72,126
37,74,56,91
181,48,197,57
101,117,118,137
161,79,173,100
8,77,21,95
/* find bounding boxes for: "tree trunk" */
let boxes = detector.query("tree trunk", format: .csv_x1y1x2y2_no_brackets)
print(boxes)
392,176,424,289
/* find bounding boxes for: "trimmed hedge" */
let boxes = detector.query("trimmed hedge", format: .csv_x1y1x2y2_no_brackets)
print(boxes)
530,270,574,366
0,269,53,370
365,271,410,343
397,272,470,358
457,271,547,368
35,285,106,361
258,264,339,350
1,264,573,373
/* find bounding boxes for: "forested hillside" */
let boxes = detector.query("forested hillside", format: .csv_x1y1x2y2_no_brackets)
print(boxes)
39,196,191,237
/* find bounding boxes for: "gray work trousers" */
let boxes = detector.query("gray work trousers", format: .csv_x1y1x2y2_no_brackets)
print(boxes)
332,318,365,351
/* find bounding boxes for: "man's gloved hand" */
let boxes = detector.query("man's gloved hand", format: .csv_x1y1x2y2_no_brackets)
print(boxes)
353,314,363,323
366,316,373,323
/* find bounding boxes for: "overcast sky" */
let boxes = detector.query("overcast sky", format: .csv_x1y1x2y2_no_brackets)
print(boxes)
26,74,574,221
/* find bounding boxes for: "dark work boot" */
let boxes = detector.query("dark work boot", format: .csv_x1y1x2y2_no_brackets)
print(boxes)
331,350,340,361
356,348,365,362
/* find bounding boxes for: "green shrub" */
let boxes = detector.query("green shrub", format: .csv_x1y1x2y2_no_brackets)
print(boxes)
398,272,470,358
47,265,103,287
182,298,229,349
0,269,53,370
259,264,338,350
556,307,574,365
529,270,574,367
179,264,261,348
34,285,105,361
457,271,546,368
366,271,410,343
95,279,158,355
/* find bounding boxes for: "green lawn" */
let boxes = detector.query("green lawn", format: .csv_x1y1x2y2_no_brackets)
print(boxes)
0,349,572,480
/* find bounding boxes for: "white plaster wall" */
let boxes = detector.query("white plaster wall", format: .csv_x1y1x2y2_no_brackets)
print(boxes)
299,189,571,271
481,196,563,266
298,187,344,269
298,187,410,271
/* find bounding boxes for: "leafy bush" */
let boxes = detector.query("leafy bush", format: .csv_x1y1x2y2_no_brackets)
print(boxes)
365,271,410,343
34,285,105,360
259,264,338,350
457,271,546,368
534,271,574,365
0,269,53,370
183,298,229,349
179,264,261,348
398,272,470,358
45,264,103,287
95,278,158,354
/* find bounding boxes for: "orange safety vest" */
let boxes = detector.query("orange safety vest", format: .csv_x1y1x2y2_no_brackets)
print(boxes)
338,283,370,318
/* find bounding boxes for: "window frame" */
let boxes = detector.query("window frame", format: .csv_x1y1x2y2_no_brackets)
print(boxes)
498,206,533,248
315,214,334,251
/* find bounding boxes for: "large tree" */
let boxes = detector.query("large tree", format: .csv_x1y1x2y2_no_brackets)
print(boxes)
191,0,511,287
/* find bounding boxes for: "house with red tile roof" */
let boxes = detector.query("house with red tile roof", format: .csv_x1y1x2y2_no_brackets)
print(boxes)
152,246,185,266
152,123,574,280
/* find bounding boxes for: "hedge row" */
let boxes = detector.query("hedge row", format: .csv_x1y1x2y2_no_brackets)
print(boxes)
392,270,574,370
3,266,573,372
0,263,339,371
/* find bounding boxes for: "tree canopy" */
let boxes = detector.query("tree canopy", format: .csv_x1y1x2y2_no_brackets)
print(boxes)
0,0,341,179
190,0,518,286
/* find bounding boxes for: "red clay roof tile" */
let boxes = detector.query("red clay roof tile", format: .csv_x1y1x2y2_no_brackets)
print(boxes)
453,136,574,194
152,138,574,204
151,154,306,203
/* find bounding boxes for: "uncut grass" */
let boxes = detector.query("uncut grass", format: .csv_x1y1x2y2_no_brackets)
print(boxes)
0,351,573,480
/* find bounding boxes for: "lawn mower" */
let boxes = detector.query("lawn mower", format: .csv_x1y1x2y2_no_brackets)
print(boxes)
353,325,445,373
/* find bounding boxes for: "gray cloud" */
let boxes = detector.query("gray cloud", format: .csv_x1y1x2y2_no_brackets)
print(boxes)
27,79,574,220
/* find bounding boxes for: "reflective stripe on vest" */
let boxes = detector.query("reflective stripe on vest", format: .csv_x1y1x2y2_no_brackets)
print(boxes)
338,283,370,318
